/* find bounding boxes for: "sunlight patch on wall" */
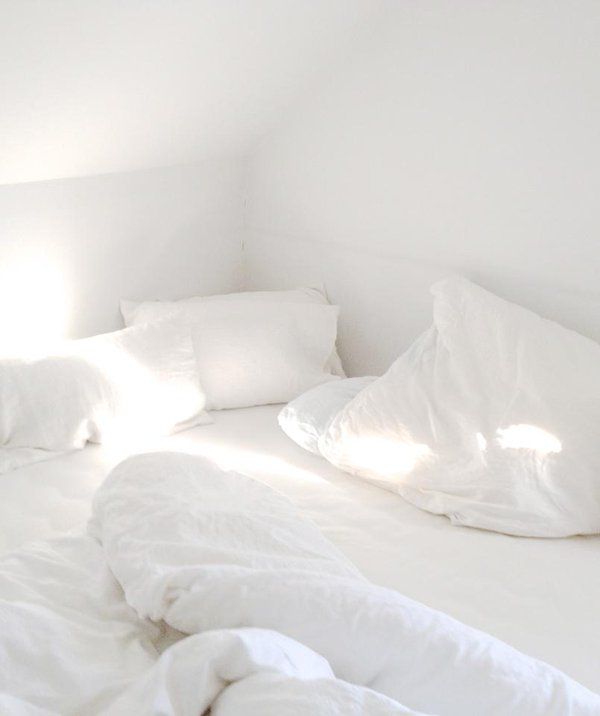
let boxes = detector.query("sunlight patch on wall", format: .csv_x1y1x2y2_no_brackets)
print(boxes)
0,257,70,355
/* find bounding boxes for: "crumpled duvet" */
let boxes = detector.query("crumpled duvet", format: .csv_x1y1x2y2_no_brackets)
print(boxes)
0,452,597,715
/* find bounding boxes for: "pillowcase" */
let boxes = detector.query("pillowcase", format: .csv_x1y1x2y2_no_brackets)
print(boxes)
278,376,376,455
121,286,345,377
123,299,339,409
0,321,209,473
321,276,600,538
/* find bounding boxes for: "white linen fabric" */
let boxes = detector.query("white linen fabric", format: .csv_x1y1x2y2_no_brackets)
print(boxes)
0,322,209,474
123,298,340,409
279,376,376,454
121,285,346,378
321,276,600,537
1,405,598,694
1,451,597,714
96,453,598,715
105,629,418,716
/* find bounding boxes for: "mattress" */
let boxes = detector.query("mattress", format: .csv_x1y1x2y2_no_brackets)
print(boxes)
1,404,599,694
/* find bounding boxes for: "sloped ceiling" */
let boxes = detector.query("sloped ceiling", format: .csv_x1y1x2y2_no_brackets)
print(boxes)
0,0,386,186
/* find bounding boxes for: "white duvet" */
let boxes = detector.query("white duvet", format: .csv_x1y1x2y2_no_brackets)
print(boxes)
0,452,597,715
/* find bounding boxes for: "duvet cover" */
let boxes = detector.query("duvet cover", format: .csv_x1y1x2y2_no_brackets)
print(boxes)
0,452,597,715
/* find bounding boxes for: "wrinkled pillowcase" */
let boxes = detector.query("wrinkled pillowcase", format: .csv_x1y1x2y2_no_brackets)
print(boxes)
0,321,209,473
321,276,600,538
279,376,376,455
121,286,346,378
121,299,341,410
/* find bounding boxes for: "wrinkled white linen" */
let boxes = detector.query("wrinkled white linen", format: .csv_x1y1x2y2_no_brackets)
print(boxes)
0,535,405,715
121,284,346,378
1,405,597,693
0,535,159,714
1,451,599,714
321,277,600,537
92,452,598,715
105,629,420,716
121,298,341,410
279,375,376,454
0,322,209,474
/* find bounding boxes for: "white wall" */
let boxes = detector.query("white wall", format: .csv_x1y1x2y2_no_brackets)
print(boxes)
244,0,600,375
0,159,244,352
0,0,382,185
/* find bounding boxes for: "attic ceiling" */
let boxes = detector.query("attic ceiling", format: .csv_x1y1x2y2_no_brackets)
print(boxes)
0,0,386,186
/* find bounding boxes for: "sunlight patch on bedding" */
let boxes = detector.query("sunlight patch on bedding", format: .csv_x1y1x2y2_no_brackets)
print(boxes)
496,424,562,454
167,436,325,486
344,435,432,480
88,343,202,448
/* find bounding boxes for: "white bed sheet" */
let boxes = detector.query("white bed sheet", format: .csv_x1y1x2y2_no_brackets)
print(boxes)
1,405,598,694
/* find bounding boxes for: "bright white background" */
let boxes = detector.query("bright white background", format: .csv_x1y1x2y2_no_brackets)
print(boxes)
2,1,600,373
0,160,244,348
244,0,600,374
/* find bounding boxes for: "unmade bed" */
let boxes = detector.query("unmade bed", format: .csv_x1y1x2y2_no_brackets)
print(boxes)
2,404,598,696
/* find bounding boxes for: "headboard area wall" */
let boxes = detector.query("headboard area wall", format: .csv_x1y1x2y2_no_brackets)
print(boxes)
243,0,600,376
0,159,245,352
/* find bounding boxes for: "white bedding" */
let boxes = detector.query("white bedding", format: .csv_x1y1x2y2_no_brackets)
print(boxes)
1,406,599,695
3,451,597,715
0,321,209,474
320,277,600,537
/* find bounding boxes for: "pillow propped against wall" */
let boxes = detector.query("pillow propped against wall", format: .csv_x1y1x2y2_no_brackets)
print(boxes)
122,296,341,409
0,322,209,474
121,286,345,377
320,277,600,537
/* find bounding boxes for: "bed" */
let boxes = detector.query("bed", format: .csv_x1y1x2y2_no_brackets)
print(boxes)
2,403,598,696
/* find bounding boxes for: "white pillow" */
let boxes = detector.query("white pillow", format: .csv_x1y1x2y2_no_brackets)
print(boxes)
279,376,376,455
122,299,340,410
121,286,345,377
0,322,209,473
321,277,600,538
